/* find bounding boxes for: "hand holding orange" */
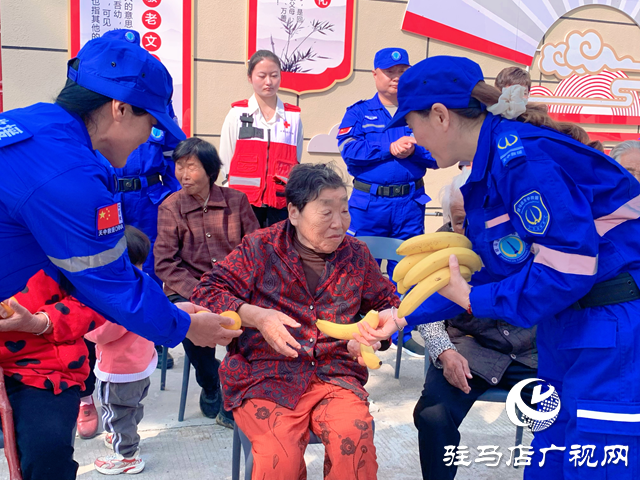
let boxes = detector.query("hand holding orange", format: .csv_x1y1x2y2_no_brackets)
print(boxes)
197,310,242,330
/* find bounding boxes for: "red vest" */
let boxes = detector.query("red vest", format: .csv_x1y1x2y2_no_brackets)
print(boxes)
227,99,301,209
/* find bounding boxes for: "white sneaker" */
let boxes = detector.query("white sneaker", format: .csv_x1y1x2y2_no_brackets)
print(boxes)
94,449,145,475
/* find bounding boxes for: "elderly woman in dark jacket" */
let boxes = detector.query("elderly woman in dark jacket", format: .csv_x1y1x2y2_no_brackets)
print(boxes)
192,163,400,480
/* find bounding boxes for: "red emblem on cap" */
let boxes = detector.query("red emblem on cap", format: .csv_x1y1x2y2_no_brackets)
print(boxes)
142,10,162,30
315,0,331,7
142,32,162,52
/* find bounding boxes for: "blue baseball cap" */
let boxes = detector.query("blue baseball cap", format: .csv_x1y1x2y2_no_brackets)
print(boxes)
386,56,485,129
374,48,410,70
67,29,186,143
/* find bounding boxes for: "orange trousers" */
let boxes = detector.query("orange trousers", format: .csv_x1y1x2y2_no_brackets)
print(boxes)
233,375,377,480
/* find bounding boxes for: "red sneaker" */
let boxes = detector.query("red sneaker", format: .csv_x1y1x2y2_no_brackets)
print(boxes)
78,402,99,439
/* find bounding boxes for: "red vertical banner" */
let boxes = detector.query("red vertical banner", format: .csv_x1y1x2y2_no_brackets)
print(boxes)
68,0,192,136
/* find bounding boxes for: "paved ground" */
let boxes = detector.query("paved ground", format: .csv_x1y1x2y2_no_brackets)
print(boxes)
1,332,531,479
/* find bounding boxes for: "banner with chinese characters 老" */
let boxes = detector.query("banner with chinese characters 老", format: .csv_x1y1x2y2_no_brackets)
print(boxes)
248,0,356,94
69,0,193,136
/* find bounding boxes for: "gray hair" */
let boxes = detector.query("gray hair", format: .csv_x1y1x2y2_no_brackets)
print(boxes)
610,140,640,162
440,168,472,223
285,163,347,211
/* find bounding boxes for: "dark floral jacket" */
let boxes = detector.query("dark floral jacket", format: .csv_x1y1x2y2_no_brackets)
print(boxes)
191,220,399,410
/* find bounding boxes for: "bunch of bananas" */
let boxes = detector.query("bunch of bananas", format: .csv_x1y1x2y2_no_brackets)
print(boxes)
393,232,483,318
316,311,382,370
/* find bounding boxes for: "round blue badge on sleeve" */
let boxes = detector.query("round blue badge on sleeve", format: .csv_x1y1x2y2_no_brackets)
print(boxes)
493,233,530,264
150,127,165,142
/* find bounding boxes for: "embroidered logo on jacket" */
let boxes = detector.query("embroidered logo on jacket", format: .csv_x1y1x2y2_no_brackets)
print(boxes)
514,191,550,236
497,132,525,166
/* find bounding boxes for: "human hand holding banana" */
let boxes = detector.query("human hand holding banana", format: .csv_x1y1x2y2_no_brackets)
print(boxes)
393,232,482,317
315,311,383,369
347,339,382,368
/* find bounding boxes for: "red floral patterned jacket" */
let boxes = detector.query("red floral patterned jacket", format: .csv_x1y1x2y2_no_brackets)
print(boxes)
191,220,400,410
0,270,105,394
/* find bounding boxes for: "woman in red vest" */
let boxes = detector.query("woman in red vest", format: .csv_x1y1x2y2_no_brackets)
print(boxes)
219,50,304,228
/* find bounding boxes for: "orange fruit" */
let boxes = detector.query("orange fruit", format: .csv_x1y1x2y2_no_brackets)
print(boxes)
196,309,242,330
220,311,242,330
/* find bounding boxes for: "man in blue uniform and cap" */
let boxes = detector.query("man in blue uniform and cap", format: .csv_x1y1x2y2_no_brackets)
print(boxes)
337,47,438,354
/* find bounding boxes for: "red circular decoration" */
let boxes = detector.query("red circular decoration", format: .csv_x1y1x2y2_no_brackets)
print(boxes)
142,32,162,52
315,0,331,7
151,54,161,62
141,10,162,30
143,0,161,6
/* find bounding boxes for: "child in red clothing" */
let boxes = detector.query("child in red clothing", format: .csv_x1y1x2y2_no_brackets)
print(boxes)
0,271,106,480
85,226,156,475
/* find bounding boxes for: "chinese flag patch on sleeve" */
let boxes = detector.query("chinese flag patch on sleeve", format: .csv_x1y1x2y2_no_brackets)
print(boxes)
96,203,124,237
338,127,352,135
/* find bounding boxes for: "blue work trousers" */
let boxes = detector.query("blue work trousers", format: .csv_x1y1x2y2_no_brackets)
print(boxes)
525,300,640,479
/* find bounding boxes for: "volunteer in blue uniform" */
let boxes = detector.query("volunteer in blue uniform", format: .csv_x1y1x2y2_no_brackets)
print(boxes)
356,56,640,479
115,105,182,286
0,30,242,353
337,48,437,352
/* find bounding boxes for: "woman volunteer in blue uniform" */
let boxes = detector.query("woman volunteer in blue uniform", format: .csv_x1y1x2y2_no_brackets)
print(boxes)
357,56,640,479
0,30,242,352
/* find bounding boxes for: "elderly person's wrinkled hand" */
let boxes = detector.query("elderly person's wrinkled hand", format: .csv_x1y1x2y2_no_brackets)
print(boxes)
179,302,243,347
439,349,473,394
352,307,406,345
0,298,51,334
347,339,382,367
238,303,302,358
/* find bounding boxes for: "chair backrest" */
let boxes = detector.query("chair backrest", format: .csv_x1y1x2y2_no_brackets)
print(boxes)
357,236,404,263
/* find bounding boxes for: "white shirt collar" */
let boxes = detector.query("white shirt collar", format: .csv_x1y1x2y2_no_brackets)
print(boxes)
248,94,285,123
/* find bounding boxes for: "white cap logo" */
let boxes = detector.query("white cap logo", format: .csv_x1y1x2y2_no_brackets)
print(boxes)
506,378,561,432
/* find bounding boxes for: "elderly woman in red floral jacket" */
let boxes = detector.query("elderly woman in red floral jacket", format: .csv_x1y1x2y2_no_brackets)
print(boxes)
192,163,401,480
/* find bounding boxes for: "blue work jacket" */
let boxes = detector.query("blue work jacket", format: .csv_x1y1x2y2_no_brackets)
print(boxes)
0,103,190,346
406,113,640,328
114,129,181,284
337,93,437,185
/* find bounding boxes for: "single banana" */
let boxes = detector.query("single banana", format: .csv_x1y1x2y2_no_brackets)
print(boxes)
399,267,471,296
398,265,472,318
360,344,382,369
403,247,482,288
315,310,379,340
392,252,433,283
396,232,472,256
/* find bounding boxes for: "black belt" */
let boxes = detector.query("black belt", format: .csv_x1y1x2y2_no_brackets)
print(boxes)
572,272,640,310
353,178,424,198
117,174,162,192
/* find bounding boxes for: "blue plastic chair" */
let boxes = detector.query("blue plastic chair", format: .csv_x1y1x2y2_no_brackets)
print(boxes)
357,236,406,379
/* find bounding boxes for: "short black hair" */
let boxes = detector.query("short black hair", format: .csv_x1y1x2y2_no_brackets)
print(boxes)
248,50,282,77
56,59,147,125
124,226,151,267
171,137,222,185
285,163,346,212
